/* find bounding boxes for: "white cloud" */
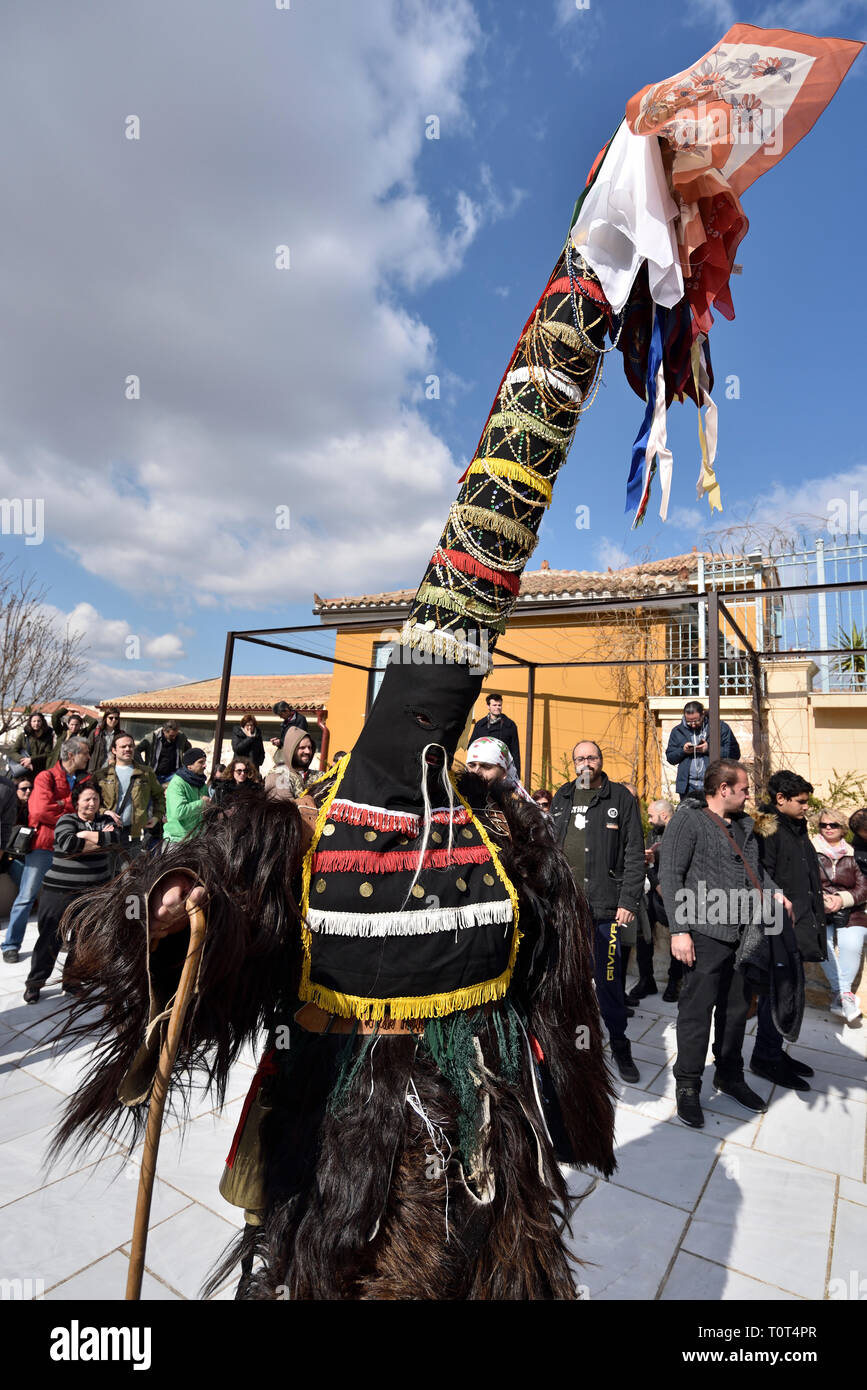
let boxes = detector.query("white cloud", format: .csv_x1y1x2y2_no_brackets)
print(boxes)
39,602,188,699
0,0,528,611
595,537,631,570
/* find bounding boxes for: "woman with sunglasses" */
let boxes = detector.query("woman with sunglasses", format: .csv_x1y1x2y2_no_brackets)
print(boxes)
211,756,261,807
811,807,867,1024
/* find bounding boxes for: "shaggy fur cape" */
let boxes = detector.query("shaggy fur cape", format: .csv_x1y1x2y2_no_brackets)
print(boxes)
52,780,615,1300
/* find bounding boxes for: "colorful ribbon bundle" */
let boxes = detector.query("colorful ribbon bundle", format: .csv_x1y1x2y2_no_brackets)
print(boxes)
571,24,862,526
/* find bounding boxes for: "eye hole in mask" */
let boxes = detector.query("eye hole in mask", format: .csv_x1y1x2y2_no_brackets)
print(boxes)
410,710,434,730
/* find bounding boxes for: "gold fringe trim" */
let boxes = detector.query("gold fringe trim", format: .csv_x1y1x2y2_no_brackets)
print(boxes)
466,458,553,506
299,753,351,1004
415,582,508,631
485,409,571,450
451,503,538,553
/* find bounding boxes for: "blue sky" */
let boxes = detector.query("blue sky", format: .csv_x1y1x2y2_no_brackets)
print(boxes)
0,0,864,697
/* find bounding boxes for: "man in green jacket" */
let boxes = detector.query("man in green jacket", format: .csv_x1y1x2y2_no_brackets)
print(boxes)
164,748,209,842
96,734,166,856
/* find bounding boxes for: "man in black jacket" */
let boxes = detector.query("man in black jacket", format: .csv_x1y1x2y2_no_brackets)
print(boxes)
659,759,785,1128
750,770,826,1092
551,741,645,1082
470,694,521,778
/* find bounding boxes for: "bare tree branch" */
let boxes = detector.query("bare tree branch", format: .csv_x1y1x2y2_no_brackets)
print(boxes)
0,557,86,739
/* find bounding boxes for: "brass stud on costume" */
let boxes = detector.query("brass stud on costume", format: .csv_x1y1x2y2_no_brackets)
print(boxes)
364,830,377,842
411,884,425,899
315,879,327,894
483,873,495,886
456,877,468,892
321,824,335,837
461,828,473,840
431,831,443,844
359,882,374,898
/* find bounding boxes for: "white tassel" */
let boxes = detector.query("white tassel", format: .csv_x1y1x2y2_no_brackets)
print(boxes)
306,898,514,937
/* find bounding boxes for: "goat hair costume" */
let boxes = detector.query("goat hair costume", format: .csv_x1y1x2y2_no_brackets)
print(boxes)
53,24,860,1301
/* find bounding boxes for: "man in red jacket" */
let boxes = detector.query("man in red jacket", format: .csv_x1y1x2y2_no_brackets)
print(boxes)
1,737,92,962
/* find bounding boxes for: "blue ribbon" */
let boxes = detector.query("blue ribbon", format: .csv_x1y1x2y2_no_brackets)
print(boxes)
625,306,666,518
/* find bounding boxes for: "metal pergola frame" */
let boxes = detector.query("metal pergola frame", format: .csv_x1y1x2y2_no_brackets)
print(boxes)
212,577,867,785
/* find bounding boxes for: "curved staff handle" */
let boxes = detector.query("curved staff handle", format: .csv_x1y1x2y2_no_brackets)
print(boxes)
125,900,207,1300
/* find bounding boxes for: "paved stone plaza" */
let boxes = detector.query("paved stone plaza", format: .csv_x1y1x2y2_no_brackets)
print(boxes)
0,917,864,1301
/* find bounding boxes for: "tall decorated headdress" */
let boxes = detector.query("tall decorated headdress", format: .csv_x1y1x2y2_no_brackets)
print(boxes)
299,24,861,1023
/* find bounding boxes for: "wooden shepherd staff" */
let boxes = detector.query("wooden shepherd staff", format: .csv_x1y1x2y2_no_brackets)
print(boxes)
126,898,207,1300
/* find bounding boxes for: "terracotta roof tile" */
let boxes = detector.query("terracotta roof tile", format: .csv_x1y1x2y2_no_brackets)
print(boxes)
313,553,710,613
101,674,331,714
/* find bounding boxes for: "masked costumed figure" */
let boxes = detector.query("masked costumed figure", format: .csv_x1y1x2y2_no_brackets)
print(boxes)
52,23,861,1300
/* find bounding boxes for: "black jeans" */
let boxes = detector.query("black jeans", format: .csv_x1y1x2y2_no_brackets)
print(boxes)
674,931,753,1089
593,918,627,1044
26,886,76,989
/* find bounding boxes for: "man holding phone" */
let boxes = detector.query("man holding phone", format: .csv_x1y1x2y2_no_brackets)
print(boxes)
666,701,740,802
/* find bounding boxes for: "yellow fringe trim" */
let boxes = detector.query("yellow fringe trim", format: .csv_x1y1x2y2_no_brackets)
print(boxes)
299,753,351,1004
466,458,553,506
415,582,508,632
297,762,523,1021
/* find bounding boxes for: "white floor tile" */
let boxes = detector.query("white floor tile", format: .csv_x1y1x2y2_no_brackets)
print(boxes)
661,1250,802,1300
611,1108,719,1210
783,1041,867,1083
828,1198,867,1299
616,1086,676,1122
0,1121,122,1207
839,1176,867,1208
754,1085,865,1179
0,1082,65,1143
683,1148,835,1298
564,1180,689,1299
0,1061,42,1101
41,1249,181,1301
128,1111,244,1226
122,1202,238,1300
0,1157,191,1291
788,1014,866,1060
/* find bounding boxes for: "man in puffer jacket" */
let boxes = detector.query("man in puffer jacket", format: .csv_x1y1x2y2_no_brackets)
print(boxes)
666,701,740,801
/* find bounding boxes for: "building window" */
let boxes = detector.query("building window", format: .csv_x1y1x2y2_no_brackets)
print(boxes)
367,640,394,714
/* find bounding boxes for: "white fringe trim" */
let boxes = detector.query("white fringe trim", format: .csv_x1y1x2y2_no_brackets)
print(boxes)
504,365,583,404
396,621,493,673
306,898,514,938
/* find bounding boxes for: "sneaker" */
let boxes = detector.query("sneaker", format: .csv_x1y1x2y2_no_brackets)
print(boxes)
627,977,657,1003
662,980,680,1003
783,1052,814,1078
749,1056,809,1092
2,948,19,963
610,1040,640,1084
829,997,846,1018
714,1074,768,1112
675,1087,704,1128
23,985,40,1004
841,992,862,1025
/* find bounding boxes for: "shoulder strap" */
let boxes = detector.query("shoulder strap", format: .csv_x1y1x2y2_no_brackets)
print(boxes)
703,808,763,895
